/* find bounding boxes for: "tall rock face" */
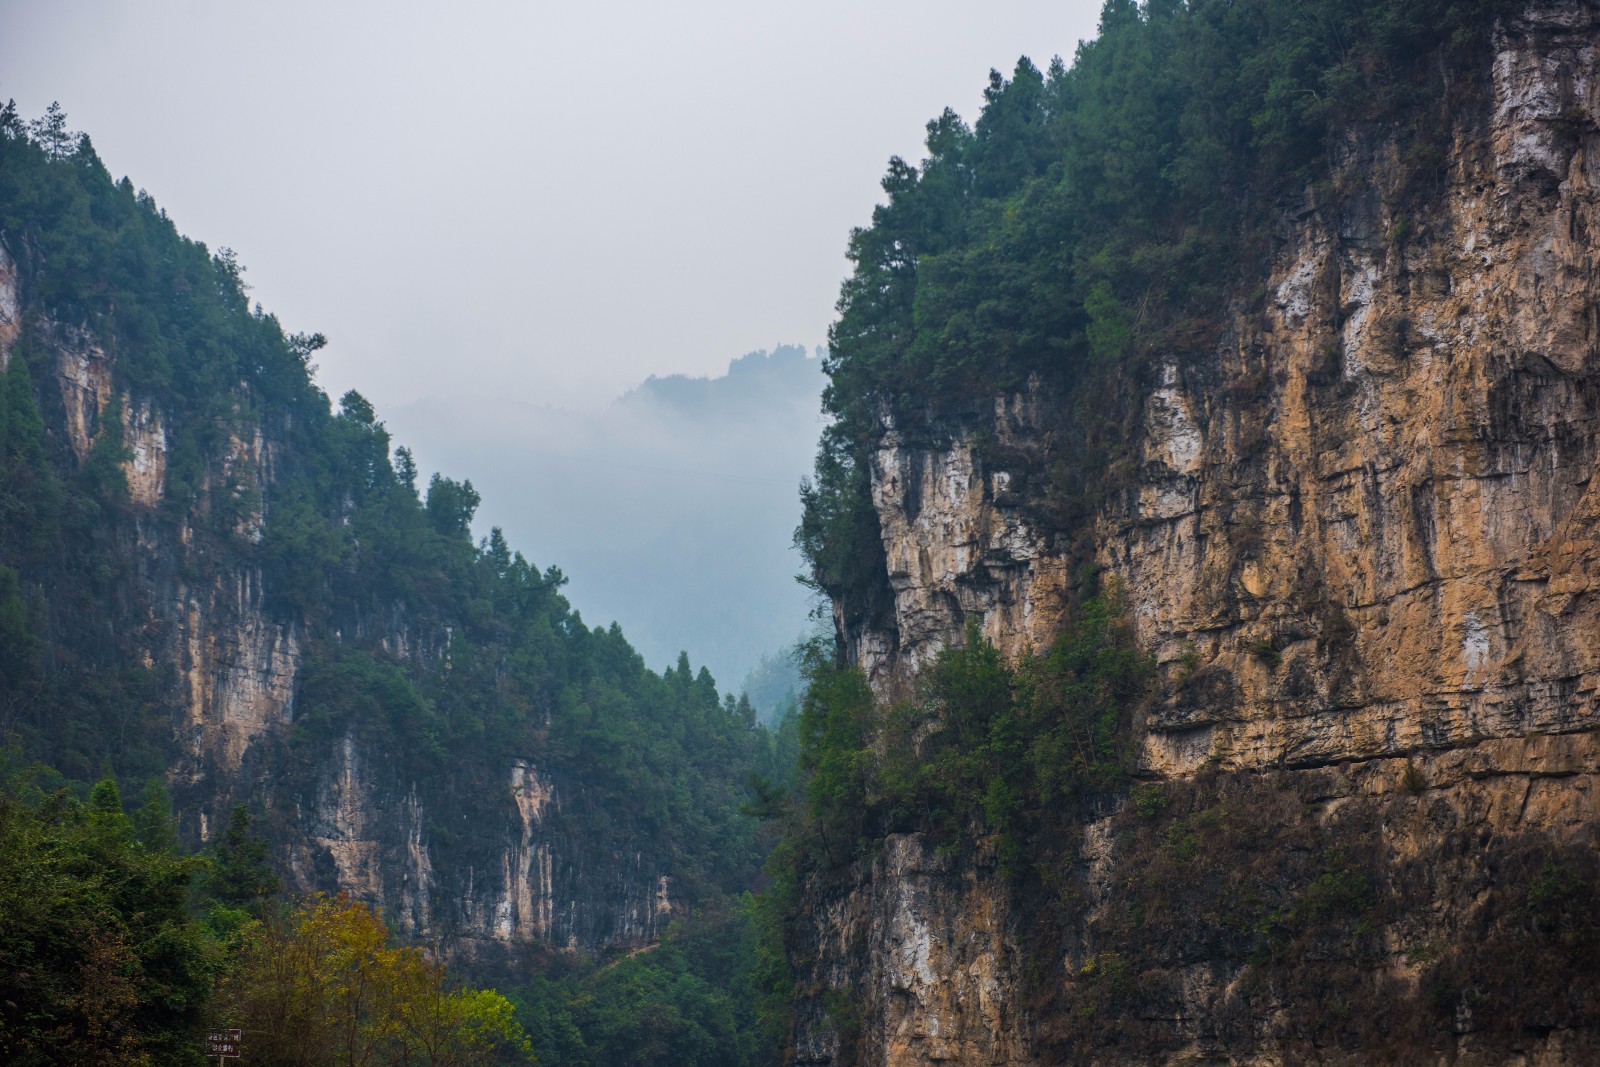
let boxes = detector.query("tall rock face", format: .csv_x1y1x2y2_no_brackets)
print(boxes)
0,140,765,974
797,5,1600,1064
0,242,685,964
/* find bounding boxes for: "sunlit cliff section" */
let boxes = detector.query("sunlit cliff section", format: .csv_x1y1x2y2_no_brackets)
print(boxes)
790,2,1600,1063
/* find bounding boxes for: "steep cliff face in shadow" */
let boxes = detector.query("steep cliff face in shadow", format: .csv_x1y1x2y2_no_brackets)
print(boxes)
794,4,1600,1063
0,153,768,976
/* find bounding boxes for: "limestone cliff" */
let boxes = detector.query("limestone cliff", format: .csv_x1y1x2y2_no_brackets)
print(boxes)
0,166,757,972
798,4,1600,1063
0,241,685,963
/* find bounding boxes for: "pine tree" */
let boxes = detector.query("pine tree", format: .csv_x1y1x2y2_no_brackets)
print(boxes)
130,778,179,853
209,804,281,905
26,101,75,160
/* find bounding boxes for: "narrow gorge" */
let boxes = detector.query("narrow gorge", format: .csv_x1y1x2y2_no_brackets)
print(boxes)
6,1,1600,1064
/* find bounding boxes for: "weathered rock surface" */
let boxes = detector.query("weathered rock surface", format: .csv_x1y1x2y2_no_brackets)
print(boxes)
800,4,1600,1064
0,254,676,969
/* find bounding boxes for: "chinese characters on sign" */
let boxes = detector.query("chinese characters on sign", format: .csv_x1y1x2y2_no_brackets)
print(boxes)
204,1029,242,1058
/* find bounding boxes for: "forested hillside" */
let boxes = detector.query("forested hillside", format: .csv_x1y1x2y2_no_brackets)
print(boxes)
0,97,793,1063
796,0,1528,877
792,0,1532,883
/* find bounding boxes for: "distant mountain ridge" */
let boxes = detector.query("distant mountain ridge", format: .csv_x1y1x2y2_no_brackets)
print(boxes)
386,344,826,694
620,344,823,421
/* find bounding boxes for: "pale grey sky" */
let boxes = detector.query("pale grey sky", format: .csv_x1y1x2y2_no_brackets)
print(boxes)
1,0,1103,412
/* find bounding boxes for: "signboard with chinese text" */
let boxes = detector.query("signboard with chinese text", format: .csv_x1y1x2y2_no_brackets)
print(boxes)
204,1029,242,1058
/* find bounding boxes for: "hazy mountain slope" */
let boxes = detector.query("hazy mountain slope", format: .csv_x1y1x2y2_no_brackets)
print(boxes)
386,345,825,692
0,103,782,979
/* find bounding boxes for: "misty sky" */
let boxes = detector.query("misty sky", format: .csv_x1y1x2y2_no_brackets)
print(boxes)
2,0,1103,412
3,1,1107,684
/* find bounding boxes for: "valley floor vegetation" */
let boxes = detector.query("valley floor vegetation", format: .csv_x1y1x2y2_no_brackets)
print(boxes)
0,755,796,1067
0,761,535,1066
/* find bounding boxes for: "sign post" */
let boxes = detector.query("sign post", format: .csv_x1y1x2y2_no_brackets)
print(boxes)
204,1028,242,1064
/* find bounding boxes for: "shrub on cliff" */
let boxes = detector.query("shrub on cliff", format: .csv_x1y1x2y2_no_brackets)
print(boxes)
791,587,1150,873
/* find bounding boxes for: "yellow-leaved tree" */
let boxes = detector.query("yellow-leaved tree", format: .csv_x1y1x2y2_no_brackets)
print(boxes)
215,894,533,1067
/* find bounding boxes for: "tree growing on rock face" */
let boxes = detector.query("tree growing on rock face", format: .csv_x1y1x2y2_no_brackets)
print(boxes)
208,803,282,907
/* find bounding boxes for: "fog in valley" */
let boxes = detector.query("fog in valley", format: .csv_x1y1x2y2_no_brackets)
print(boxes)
1,0,1102,715
386,345,823,708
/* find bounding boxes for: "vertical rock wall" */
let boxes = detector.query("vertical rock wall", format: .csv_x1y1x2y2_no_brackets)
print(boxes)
799,4,1600,1064
0,242,678,967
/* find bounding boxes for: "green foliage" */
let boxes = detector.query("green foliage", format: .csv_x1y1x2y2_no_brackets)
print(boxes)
795,638,878,862
295,647,446,764
1523,858,1600,950
1247,638,1282,668
796,422,891,630
424,473,480,536
790,590,1149,874
0,355,62,560
506,903,777,1067
208,804,282,907
1401,758,1426,795
0,762,222,1066
81,393,132,504
130,777,180,854
1131,784,1168,818
0,563,36,691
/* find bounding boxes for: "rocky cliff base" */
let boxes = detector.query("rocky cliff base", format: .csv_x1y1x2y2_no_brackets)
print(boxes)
795,734,1600,1066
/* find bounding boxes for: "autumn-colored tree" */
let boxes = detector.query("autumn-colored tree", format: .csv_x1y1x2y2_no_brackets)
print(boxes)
216,894,533,1067
380,952,535,1067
